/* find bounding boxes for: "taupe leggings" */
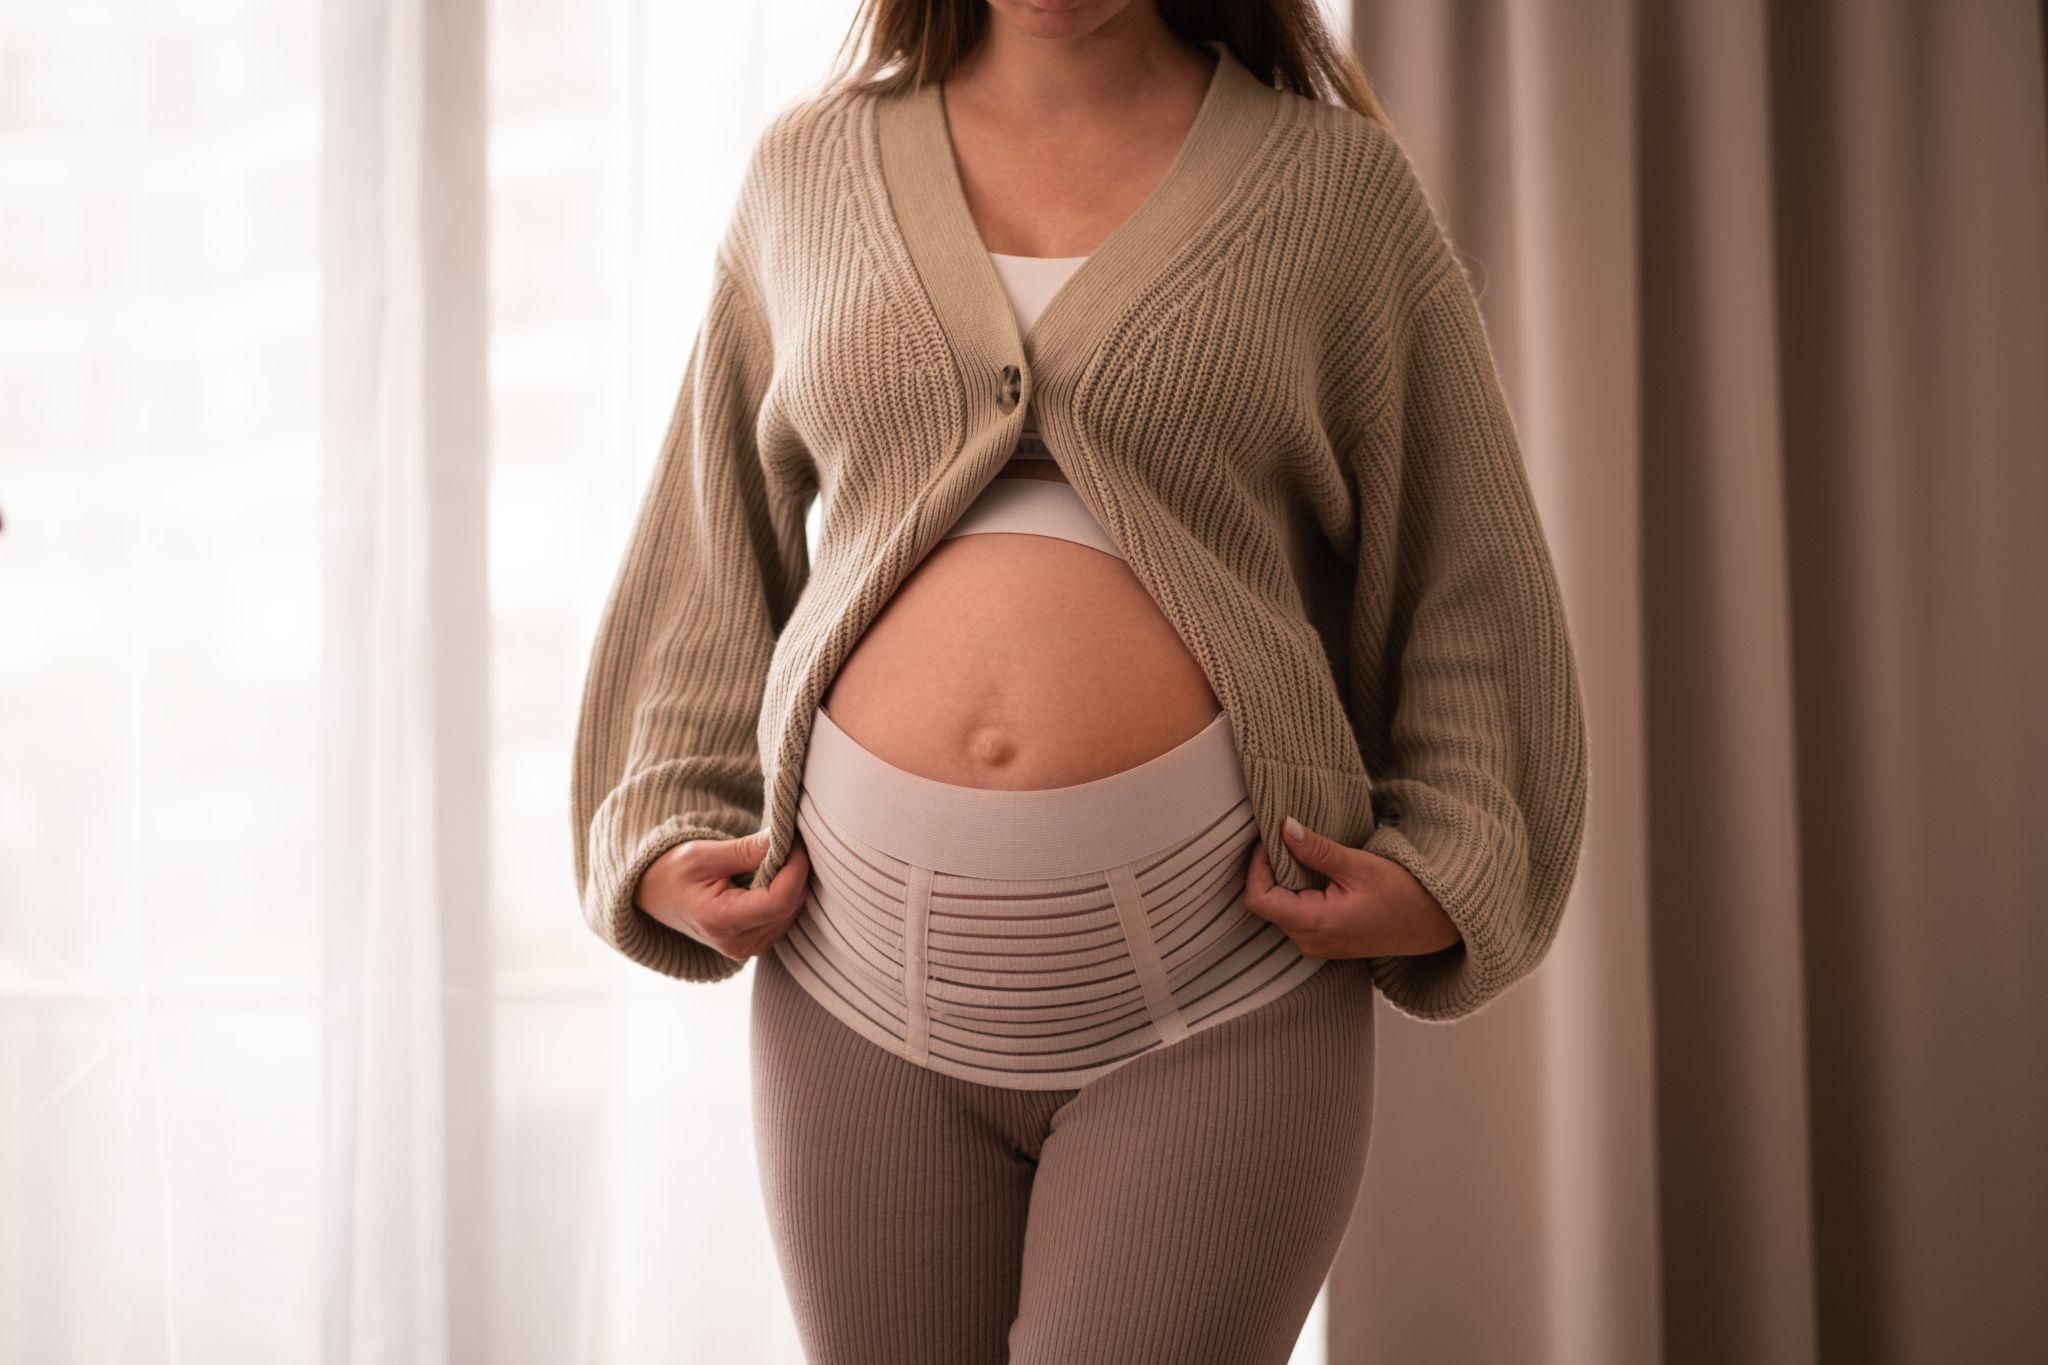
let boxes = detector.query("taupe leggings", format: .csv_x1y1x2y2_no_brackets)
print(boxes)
748,940,1378,1365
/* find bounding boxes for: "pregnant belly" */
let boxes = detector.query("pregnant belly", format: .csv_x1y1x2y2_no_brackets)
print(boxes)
819,477,1221,789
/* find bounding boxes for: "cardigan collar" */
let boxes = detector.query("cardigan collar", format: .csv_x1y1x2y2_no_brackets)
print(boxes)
874,39,1281,425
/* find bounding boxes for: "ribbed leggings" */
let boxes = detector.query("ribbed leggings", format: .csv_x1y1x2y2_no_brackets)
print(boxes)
748,939,1378,1365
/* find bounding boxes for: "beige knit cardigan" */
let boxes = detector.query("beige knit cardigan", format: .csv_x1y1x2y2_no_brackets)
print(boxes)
570,40,1589,1023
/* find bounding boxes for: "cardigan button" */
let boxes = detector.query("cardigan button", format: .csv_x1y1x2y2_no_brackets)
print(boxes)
997,364,1022,412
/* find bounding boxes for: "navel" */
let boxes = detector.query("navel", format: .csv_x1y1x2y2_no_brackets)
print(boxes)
964,724,1022,771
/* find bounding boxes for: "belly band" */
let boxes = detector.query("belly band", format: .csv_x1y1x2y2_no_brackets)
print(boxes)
771,703,1331,1090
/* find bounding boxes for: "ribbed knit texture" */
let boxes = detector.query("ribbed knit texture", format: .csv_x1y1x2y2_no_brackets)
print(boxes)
569,39,1589,1022
749,941,1376,1364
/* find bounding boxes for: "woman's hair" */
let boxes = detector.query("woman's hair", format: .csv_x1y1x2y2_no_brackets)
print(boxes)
820,0,1390,127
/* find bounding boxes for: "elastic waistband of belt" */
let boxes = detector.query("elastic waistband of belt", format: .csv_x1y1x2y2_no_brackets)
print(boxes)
798,703,1250,879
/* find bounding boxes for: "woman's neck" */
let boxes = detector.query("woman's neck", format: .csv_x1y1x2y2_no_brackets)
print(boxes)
944,14,1211,135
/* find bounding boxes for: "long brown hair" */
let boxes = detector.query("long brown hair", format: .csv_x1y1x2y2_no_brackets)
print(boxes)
817,0,1390,127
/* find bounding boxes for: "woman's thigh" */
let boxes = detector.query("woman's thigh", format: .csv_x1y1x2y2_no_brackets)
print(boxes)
1006,955,1378,1365
749,946,1058,1365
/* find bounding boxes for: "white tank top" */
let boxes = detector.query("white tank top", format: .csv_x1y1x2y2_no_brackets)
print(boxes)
990,252,1085,331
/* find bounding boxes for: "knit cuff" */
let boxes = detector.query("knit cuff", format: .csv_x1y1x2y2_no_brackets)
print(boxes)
585,814,751,985
1359,813,1527,1023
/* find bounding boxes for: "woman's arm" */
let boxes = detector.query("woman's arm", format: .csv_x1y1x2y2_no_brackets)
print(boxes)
1344,255,1591,1024
569,237,811,983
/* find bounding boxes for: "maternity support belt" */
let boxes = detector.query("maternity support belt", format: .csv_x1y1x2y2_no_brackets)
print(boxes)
770,703,1331,1090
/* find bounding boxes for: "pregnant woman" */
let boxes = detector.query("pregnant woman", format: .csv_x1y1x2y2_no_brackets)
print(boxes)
570,2,1588,1362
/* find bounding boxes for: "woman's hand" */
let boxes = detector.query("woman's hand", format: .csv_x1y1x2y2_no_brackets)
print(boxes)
1242,816,1462,958
635,830,811,963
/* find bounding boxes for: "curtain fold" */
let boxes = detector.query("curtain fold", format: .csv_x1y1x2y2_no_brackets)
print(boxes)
1637,0,1820,1357
320,0,491,1360
1332,2,2048,1362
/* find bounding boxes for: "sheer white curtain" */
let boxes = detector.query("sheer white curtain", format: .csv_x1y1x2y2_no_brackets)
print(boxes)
2,0,844,1359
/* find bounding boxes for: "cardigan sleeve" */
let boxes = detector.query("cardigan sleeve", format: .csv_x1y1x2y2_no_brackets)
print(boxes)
1347,264,1590,1023
568,242,810,984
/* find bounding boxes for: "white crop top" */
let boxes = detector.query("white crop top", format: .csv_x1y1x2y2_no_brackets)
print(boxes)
940,251,1125,561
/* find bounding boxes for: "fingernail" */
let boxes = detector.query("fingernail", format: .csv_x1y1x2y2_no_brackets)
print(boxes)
1284,815,1305,841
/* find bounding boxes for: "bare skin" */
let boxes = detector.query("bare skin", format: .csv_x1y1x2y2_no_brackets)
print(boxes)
637,0,1460,963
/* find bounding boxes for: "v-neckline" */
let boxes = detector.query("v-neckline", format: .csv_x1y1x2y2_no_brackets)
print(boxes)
874,38,1280,421
943,46,1223,285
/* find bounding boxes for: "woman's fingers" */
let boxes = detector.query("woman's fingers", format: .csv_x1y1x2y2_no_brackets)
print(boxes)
1241,841,1324,937
756,839,810,922
675,828,774,881
1241,822,1380,959
1278,815,1363,882
703,838,810,955
640,832,811,960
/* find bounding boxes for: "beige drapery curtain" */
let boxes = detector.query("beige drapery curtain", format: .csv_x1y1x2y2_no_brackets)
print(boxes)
1327,3,2048,1362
